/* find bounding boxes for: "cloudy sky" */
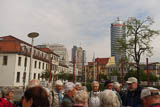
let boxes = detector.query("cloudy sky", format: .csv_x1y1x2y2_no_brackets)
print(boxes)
1,0,160,62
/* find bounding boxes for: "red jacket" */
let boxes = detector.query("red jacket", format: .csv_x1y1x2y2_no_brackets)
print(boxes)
0,97,13,107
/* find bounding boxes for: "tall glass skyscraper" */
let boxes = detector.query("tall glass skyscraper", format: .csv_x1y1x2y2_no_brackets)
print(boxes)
111,18,126,63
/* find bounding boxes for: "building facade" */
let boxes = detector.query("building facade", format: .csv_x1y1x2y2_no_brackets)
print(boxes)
37,44,68,65
111,18,126,63
86,56,115,81
71,46,86,76
0,36,59,87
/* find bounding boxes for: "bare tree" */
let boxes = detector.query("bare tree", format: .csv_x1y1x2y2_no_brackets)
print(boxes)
119,17,159,83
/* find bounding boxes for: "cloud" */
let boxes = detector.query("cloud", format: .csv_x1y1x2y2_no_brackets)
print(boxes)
0,0,160,62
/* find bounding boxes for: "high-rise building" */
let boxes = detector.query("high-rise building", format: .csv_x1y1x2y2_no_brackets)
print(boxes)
111,18,126,63
71,46,86,72
37,44,68,65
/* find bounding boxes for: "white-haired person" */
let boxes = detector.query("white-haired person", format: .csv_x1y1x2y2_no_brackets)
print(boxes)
113,82,123,107
50,80,64,107
73,90,88,107
141,87,160,107
61,82,76,107
27,79,41,89
88,81,101,107
99,89,120,107
75,82,82,91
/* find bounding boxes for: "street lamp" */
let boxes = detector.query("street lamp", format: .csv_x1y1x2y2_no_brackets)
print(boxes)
28,32,39,82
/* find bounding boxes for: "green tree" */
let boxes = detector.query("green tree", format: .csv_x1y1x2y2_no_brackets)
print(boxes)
119,17,159,83
110,70,121,82
41,70,50,81
55,72,73,81
125,69,158,82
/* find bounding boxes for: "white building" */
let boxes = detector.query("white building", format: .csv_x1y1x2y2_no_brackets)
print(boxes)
0,36,60,87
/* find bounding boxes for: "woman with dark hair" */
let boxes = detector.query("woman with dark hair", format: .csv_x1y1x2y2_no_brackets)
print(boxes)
22,86,50,107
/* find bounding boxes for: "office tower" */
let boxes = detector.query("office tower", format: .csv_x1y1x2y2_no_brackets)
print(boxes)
111,18,126,63
37,44,69,65
72,46,86,72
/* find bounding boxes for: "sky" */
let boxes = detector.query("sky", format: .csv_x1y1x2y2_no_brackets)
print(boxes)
1,0,160,63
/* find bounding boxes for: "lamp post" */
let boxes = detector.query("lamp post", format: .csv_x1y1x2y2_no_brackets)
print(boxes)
28,32,39,83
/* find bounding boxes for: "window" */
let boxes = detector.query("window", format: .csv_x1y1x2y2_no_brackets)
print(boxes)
18,57,21,66
16,72,20,83
38,73,40,80
34,61,37,68
34,73,36,79
42,63,44,69
24,57,27,67
3,56,8,65
39,62,41,69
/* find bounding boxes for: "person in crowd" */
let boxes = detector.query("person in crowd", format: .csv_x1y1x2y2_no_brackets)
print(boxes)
104,80,113,90
123,77,142,107
113,82,125,106
88,81,101,107
22,86,50,107
27,79,41,89
50,80,64,107
0,87,14,107
75,82,82,91
61,82,76,107
104,80,123,106
113,82,121,92
81,86,88,92
141,87,160,107
74,90,88,107
99,89,120,107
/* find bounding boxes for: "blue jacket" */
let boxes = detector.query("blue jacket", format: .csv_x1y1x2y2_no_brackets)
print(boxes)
123,87,142,107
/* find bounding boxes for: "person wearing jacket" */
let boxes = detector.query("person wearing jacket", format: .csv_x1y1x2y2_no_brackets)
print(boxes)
88,81,101,107
51,80,64,107
61,82,76,107
0,87,14,107
123,77,142,107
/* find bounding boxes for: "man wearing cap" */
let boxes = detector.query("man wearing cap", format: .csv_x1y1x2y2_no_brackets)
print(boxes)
123,77,142,107
51,80,64,107
61,82,76,107
141,87,160,107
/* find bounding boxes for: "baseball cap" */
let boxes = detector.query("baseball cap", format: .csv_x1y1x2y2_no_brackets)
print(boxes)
141,87,160,99
126,77,137,83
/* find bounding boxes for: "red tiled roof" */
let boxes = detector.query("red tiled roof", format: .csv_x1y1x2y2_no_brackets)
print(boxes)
95,58,109,65
39,48,59,57
0,35,60,57
0,41,21,53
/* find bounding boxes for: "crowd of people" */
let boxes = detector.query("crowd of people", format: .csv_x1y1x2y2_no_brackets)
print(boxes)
0,77,160,107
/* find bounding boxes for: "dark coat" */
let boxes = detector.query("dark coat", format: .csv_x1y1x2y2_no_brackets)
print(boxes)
123,87,142,107
61,94,75,107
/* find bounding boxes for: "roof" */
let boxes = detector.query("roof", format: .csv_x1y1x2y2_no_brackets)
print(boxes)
0,36,59,56
95,58,109,65
39,48,59,57
88,62,94,66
